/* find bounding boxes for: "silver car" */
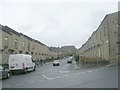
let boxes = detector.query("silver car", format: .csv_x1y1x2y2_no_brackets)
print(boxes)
67,59,72,63
53,60,60,66
0,65,11,79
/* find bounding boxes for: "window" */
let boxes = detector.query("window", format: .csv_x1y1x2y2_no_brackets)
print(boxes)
28,42,30,51
103,27,106,36
15,39,18,49
19,51,22,54
113,20,116,23
26,52,29,54
32,45,35,50
4,37,9,49
23,41,25,47
116,24,119,28
5,37,8,41
9,49,14,54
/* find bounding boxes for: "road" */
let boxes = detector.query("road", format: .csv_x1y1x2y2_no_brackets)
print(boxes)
1,58,119,88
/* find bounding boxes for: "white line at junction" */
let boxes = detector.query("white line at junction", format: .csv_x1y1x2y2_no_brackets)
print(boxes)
42,75,55,80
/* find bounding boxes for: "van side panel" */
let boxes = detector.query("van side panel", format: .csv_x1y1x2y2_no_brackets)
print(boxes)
24,55,35,71
9,54,35,72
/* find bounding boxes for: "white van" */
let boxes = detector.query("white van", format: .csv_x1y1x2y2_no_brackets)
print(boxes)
9,54,36,74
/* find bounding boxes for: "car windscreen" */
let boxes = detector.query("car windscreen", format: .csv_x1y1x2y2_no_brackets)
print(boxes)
53,60,59,62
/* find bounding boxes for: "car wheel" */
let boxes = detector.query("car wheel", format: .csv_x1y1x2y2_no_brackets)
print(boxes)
33,66,36,71
7,73,10,78
24,68,28,74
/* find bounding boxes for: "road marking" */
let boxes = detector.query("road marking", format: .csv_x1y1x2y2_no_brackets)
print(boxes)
42,75,48,79
42,67,55,80
28,81,35,84
95,69,99,71
106,64,111,67
15,83,24,86
42,75,54,80
59,71,70,73
44,63,51,65
47,78,55,80
100,68,104,70
88,71,92,73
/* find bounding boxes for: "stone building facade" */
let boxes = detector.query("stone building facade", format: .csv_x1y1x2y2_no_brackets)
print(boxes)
78,12,119,64
0,25,58,66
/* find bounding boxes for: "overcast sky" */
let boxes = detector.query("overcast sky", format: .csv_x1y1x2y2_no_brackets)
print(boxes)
0,0,119,49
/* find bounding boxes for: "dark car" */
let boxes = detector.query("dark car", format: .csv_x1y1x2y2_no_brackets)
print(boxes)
0,65,11,79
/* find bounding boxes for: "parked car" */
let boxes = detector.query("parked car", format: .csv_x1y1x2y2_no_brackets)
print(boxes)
67,59,72,63
9,54,36,74
0,65,11,79
67,57,73,63
53,60,60,66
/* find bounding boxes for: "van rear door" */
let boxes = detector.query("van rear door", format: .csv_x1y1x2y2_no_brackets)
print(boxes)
9,55,23,70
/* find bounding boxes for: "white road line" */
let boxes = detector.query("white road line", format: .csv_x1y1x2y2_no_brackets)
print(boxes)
43,67,53,74
100,68,105,70
55,75,69,79
88,71,92,73
95,69,99,71
59,71,70,73
42,67,55,80
28,81,35,84
80,71,88,73
42,75,47,79
15,83,24,86
47,78,55,80
42,75,54,80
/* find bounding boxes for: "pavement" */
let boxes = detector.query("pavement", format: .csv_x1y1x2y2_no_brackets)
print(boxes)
1,58,119,88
